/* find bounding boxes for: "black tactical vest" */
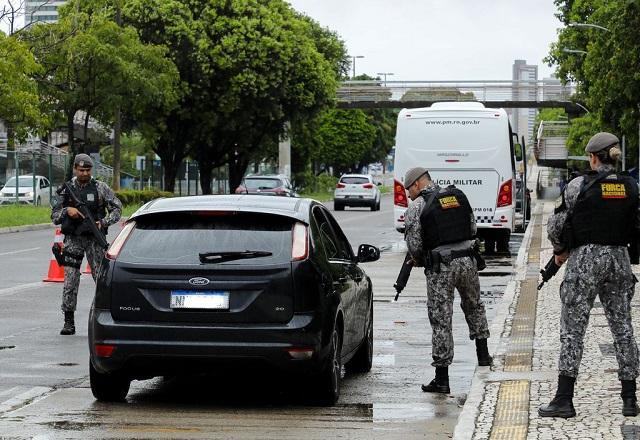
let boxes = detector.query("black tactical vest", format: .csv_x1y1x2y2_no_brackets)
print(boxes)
571,172,638,247
420,186,474,250
61,180,106,235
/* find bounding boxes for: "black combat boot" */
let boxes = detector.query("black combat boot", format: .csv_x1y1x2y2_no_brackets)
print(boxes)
476,338,493,366
621,380,639,416
421,367,450,394
538,375,576,418
60,311,75,336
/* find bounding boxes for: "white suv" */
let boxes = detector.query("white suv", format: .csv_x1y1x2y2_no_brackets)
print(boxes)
0,175,51,206
334,174,381,211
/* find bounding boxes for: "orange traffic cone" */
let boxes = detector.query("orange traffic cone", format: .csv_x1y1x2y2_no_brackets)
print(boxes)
43,228,65,283
83,262,91,274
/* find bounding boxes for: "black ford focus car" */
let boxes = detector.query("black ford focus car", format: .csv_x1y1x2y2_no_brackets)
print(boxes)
89,195,379,405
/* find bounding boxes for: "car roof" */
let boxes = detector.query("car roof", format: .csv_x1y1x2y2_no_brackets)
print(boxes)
129,195,317,224
245,175,287,179
340,174,372,179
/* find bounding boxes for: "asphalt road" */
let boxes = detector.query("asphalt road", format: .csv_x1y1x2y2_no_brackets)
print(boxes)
0,193,522,439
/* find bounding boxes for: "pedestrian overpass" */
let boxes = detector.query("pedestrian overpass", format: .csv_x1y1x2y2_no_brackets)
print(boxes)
336,79,584,115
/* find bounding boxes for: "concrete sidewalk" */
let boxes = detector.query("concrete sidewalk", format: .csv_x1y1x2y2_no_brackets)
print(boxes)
454,201,640,440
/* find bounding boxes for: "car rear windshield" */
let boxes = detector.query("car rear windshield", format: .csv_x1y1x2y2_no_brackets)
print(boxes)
245,178,281,190
118,212,294,265
340,177,369,185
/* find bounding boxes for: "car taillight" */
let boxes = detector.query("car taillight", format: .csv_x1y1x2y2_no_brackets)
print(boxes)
106,221,135,260
363,183,374,189
95,344,116,358
292,222,308,261
497,179,512,207
394,179,408,207
336,183,346,189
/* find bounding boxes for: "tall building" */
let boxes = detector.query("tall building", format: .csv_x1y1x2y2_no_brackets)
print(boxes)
510,60,538,144
24,0,66,26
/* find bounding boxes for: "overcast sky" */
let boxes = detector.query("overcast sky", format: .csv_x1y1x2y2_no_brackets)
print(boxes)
1,0,563,80
287,0,563,81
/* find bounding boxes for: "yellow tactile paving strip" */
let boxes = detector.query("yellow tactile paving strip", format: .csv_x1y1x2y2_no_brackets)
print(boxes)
489,217,541,440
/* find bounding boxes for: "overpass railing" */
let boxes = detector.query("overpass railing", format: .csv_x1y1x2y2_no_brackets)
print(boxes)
337,79,576,106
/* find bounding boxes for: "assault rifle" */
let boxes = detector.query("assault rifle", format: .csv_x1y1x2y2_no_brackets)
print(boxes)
59,182,109,249
394,253,414,301
537,256,560,290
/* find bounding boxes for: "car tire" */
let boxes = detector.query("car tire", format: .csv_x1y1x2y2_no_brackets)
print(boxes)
36,196,41,206
345,304,373,374
375,199,381,211
497,232,511,253
90,361,130,402
316,327,342,405
334,202,344,211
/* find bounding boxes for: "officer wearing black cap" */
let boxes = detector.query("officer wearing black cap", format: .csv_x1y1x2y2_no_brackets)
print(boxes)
403,167,492,394
540,132,640,418
51,154,122,335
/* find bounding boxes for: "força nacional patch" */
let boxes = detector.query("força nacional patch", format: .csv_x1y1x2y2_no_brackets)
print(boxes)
601,183,627,199
439,195,461,209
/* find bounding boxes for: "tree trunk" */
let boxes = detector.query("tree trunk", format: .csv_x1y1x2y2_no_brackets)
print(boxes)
154,143,185,193
198,161,214,195
112,109,122,190
228,154,250,194
83,111,91,153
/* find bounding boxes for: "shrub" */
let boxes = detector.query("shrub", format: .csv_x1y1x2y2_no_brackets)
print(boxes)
294,171,337,194
115,189,174,206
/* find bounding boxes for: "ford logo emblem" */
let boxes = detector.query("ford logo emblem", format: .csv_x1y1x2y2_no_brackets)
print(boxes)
188,277,210,286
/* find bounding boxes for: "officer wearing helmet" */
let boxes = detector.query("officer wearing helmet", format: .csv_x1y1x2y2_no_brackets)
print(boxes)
403,167,492,394
540,132,640,418
51,154,122,336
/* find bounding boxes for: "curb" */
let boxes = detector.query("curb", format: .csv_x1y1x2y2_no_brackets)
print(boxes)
0,223,55,235
453,207,539,440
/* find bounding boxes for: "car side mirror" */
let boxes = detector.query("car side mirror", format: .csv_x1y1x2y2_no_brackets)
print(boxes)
357,244,380,263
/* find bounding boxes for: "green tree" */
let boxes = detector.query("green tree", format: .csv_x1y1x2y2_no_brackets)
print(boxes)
22,4,179,181
547,0,640,165
312,109,376,176
0,32,45,146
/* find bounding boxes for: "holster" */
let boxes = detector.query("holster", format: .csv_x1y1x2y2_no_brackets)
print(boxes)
427,251,441,274
52,244,65,267
62,249,84,269
473,248,486,271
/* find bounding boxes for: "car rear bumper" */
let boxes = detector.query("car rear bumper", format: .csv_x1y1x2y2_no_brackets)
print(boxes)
89,309,327,378
0,197,35,205
334,195,377,206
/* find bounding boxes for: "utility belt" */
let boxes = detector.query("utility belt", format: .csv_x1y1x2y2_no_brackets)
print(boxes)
425,244,486,274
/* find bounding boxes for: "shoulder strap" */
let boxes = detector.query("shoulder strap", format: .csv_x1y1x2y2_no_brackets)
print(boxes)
420,189,439,216
578,170,612,199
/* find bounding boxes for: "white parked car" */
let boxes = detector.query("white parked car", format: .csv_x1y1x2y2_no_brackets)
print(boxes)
334,174,381,211
0,175,51,206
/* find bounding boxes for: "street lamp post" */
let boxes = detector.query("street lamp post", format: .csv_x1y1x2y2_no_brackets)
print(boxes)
376,72,394,86
568,22,610,32
562,48,588,55
350,55,364,79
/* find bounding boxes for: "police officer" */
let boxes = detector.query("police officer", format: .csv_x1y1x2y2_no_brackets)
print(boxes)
539,132,640,418
51,154,122,335
403,167,492,393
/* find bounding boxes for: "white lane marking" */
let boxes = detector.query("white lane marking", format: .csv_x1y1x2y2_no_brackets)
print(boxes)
0,282,47,298
0,386,52,414
0,247,40,257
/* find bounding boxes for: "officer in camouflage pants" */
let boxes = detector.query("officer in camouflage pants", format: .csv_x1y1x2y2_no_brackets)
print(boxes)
404,167,491,394
539,132,640,418
51,154,122,336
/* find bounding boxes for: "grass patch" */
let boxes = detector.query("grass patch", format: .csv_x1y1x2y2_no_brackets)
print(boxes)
298,191,334,203
0,205,51,228
0,203,147,228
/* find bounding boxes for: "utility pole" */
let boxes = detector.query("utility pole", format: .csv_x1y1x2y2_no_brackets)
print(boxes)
112,1,122,190
376,72,394,86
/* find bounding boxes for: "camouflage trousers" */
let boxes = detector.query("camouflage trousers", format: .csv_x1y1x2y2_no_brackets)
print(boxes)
61,235,104,313
559,244,639,380
425,256,490,367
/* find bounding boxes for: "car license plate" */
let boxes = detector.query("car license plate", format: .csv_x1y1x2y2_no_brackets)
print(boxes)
170,290,229,309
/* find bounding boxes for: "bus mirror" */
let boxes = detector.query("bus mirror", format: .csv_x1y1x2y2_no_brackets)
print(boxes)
514,143,523,161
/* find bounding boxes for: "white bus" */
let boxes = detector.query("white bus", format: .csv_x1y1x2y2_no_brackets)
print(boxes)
393,102,518,251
